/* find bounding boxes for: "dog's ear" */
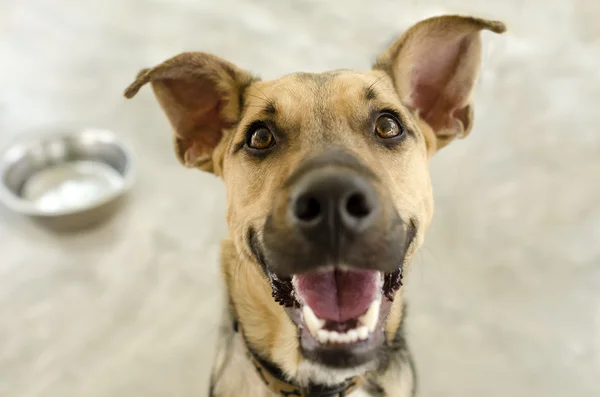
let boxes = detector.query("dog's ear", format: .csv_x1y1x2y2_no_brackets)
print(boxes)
124,52,255,172
375,15,505,151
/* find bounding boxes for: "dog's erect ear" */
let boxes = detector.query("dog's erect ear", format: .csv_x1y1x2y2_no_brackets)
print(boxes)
124,52,255,172
375,15,505,151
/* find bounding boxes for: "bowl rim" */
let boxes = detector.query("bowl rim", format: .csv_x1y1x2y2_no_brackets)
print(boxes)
0,128,136,217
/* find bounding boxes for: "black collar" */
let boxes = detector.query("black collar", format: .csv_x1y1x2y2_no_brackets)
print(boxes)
233,320,364,397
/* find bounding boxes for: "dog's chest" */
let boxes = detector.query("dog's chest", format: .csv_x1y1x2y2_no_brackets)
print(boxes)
211,334,274,397
212,333,372,397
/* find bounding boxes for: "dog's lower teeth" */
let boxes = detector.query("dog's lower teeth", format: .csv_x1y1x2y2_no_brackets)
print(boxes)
337,332,350,344
303,296,381,344
329,332,340,343
312,327,369,345
317,329,329,344
357,326,369,340
347,329,358,342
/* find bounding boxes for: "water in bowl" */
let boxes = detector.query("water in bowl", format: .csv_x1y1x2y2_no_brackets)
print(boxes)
20,160,124,213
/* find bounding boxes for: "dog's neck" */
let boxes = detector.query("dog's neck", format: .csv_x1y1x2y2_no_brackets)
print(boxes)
232,319,367,397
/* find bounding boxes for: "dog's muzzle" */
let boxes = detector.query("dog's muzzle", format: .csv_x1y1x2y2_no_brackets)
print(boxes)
257,149,414,368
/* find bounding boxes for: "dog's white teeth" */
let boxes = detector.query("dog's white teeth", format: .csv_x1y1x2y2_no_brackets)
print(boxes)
302,305,325,337
347,329,358,343
357,326,369,341
303,297,381,345
329,331,340,343
337,332,350,344
312,326,371,345
317,329,330,344
359,296,381,333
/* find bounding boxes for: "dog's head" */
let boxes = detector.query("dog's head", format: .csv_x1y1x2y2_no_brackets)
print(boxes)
126,15,504,384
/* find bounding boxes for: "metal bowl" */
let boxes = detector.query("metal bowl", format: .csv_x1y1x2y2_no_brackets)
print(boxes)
0,128,135,231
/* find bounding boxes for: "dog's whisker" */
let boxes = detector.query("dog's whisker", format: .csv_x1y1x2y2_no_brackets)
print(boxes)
253,86,272,103
371,86,398,94
244,104,271,110
368,75,386,91
245,93,270,104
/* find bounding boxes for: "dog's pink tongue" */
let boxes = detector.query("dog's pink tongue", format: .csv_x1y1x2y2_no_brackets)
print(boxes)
294,269,380,322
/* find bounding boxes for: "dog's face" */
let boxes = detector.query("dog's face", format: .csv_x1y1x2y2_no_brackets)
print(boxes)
126,15,504,383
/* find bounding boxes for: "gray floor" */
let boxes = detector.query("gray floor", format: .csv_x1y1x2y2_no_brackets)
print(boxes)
1,0,599,396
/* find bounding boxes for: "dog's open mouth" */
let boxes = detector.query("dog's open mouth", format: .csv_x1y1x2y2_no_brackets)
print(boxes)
269,267,403,367
296,268,386,343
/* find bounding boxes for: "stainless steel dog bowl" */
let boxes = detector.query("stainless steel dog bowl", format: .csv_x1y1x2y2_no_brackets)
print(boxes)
0,128,135,230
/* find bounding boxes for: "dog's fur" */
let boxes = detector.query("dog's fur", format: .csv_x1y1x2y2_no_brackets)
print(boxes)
125,15,505,397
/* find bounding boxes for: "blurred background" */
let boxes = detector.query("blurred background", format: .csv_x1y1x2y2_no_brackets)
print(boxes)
1,0,599,396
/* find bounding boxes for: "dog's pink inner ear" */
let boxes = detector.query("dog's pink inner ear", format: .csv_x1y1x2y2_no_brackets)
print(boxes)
124,52,255,172
404,33,479,137
153,78,226,168
379,16,505,145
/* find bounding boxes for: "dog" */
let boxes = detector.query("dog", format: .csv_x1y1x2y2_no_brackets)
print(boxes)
124,14,505,397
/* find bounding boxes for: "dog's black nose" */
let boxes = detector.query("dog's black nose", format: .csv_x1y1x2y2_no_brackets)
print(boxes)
289,170,379,241
263,150,407,277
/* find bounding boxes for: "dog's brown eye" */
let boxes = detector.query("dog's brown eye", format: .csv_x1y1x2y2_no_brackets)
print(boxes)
375,115,402,139
247,127,275,150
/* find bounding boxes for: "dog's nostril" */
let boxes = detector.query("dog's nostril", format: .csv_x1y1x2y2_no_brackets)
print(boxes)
345,192,371,219
295,195,322,222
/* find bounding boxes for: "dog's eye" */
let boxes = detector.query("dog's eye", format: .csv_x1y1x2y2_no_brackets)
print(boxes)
247,126,275,150
375,114,402,139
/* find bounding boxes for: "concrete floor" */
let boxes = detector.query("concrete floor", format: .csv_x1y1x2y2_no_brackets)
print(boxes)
1,0,599,396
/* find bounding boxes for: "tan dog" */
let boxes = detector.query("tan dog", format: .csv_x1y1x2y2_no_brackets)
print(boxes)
125,15,505,397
